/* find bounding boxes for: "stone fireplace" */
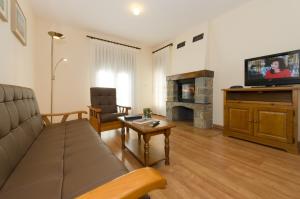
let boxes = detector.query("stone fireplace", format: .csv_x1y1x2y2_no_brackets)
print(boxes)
166,70,214,128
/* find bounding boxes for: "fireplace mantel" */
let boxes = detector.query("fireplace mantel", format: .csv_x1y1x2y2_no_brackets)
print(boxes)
166,70,214,129
166,70,214,81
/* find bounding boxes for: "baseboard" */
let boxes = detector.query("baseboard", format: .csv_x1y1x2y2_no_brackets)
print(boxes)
213,124,224,131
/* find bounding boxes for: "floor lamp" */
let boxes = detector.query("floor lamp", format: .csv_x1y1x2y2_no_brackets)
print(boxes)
48,31,68,123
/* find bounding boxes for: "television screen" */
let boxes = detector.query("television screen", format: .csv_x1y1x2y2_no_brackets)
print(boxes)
245,50,300,86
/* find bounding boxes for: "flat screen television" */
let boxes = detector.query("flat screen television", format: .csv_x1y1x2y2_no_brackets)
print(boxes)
245,50,300,86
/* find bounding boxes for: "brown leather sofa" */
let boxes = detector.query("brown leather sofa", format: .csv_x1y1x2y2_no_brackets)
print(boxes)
0,85,166,199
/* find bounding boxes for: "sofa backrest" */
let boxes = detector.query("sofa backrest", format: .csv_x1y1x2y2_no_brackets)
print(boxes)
0,85,43,188
90,87,117,113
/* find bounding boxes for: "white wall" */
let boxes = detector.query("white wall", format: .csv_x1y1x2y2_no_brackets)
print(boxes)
170,23,209,75
207,0,300,125
154,23,209,76
34,18,153,115
0,0,36,88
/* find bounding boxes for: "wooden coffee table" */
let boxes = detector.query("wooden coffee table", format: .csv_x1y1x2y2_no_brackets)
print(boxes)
118,117,176,167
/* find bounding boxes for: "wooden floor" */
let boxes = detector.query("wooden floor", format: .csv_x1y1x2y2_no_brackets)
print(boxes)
101,120,300,199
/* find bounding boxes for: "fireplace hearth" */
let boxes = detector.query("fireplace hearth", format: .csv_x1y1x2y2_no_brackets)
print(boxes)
166,70,214,128
172,106,194,122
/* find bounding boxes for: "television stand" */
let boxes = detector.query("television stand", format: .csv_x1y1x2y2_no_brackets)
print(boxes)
223,86,300,154
265,85,281,87
251,84,296,88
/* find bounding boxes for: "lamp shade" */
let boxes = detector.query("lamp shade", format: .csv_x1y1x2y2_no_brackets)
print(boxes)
48,31,64,39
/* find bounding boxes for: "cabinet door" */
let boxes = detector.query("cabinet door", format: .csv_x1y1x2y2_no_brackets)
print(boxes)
225,105,253,135
254,107,294,143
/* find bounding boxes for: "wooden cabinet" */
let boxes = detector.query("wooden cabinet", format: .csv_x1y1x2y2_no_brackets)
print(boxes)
223,87,299,154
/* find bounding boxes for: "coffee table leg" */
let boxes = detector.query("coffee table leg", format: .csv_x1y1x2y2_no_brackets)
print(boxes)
121,124,126,150
164,129,171,165
143,135,150,167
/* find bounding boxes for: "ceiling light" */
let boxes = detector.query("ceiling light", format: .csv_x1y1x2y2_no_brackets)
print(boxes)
132,7,141,15
131,4,143,16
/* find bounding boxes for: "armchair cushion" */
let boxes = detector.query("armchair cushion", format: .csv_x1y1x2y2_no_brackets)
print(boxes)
100,112,126,123
90,88,117,114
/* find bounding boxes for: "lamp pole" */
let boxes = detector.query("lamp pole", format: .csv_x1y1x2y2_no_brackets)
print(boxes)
48,31,66,124
50,35,54,123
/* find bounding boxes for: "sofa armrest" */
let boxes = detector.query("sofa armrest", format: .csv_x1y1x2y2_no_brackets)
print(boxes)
117,105,131,115
42,111,87,126
76,167,166,199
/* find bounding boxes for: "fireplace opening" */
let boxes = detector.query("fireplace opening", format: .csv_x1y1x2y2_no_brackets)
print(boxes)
172,106,194,122
177,78,195,103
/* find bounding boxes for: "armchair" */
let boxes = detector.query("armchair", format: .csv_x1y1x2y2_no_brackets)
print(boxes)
89,87,131,135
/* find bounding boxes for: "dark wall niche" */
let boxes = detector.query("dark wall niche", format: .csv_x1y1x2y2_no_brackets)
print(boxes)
177,41,186,49
193,33,204,42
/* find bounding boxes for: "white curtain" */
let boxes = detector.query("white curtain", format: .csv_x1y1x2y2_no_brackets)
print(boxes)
152,47,171,116
90,40,137,109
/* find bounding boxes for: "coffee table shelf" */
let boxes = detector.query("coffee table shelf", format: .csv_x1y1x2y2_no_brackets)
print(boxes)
124,134,166,166
118,117,176,167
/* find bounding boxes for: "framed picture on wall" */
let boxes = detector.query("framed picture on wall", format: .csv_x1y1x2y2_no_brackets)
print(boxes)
0,0,8,21
11,0,27,46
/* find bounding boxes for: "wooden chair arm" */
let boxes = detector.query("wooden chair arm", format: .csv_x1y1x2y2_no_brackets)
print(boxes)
42,111,87,126
88,106,102,113
76,167,167,199
117,105,132,110
117,105,132,114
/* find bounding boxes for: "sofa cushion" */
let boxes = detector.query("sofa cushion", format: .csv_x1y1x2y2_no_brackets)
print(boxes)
0,120,128,199
0,124,65,199
100,112,126,122
0,85,43,189
62,120,127,199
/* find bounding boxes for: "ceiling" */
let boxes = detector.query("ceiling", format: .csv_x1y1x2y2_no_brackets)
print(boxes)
28,0,250,46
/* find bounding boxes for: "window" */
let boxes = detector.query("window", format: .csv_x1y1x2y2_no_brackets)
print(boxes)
91,41,136,108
